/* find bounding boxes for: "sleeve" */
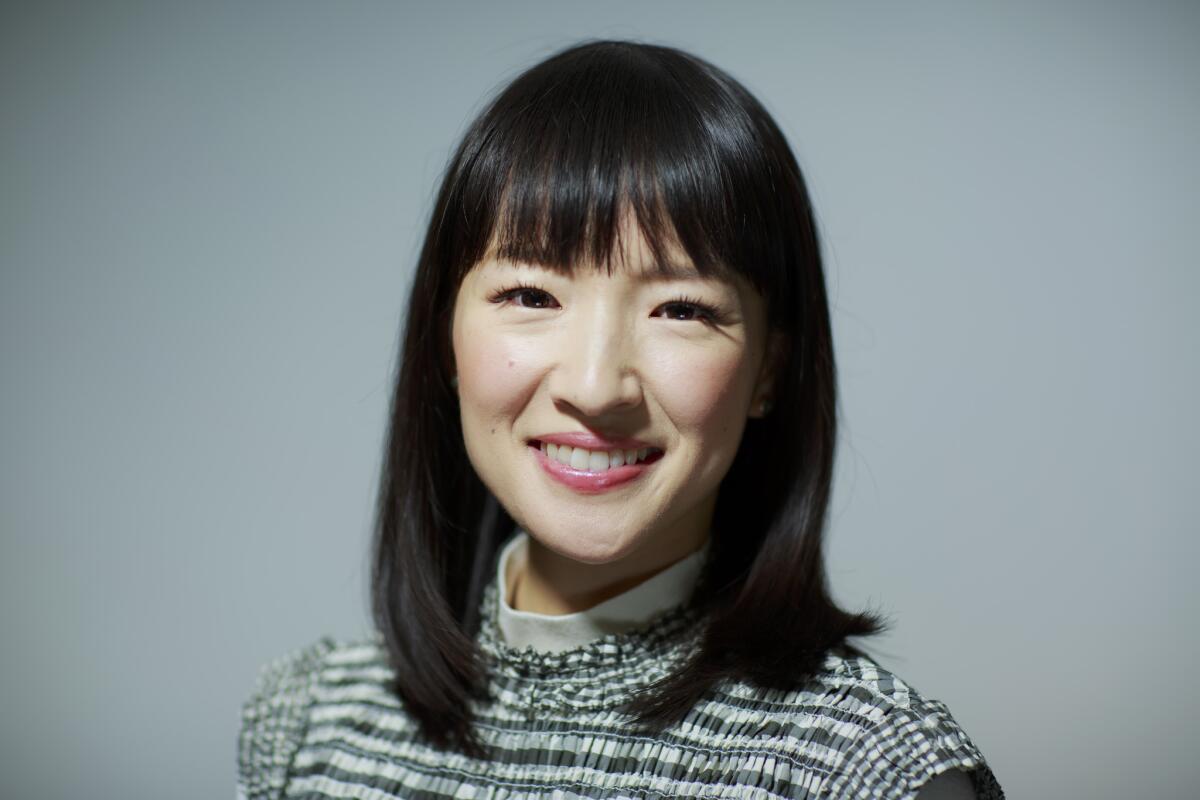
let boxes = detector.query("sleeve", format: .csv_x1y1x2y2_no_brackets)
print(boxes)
236,638,337,800
823,699,1004,800
914,770,976,799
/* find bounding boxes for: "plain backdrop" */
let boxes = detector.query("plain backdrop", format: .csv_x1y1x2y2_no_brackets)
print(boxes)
3,1,1197,798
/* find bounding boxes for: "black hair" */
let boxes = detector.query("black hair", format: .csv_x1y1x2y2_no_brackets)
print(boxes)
372,38,884,758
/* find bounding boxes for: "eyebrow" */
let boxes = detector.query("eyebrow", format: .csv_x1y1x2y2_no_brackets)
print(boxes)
648,261,709,280
486,258,727,283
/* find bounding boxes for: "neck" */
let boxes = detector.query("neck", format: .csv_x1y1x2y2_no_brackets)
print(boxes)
507,503,713,616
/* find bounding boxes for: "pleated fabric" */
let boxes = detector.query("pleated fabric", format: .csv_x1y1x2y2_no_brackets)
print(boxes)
238,579,1003,799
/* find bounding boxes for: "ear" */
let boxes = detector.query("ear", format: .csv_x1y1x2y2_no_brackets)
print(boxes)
749,330,789,418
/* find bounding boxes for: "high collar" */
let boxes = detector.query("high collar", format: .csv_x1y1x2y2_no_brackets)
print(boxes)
472,531,711,713
494,528,709,655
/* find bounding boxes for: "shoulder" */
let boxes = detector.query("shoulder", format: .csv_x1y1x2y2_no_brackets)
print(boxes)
236,635,391,800
713,649,1004,800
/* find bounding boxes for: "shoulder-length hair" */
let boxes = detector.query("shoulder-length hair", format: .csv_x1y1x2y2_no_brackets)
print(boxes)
372,38,883,757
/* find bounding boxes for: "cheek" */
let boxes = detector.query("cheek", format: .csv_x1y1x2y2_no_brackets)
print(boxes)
651,346,751,436
453,319,537,426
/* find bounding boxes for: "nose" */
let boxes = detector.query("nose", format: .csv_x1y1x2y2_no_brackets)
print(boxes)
547,299,644,419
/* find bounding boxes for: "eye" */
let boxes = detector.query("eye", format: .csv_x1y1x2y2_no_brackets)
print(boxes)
655,296,722,325
489,283,559,309
488,283,723,324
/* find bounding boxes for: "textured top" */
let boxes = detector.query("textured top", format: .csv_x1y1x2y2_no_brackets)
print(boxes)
494,531,971,800
238,535,1004,799
496,529,709,653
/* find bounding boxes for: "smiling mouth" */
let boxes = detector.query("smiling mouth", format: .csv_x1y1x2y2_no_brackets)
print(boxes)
527,439,665,472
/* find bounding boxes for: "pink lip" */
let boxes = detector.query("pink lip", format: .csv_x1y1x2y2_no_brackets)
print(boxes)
530,431,659,451
530,442,663,494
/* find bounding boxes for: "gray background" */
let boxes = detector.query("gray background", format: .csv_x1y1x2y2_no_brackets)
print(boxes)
3,1,1196,797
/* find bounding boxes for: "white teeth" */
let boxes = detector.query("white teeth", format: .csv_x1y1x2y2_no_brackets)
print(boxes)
538,441,661,472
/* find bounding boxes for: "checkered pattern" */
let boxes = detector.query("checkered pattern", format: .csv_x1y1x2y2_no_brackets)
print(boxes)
238,579,1003,799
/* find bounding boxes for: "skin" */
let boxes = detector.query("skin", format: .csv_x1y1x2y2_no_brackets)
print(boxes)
450,215,785,616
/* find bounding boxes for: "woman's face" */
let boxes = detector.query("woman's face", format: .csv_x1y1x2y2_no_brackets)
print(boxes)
450,218,781,573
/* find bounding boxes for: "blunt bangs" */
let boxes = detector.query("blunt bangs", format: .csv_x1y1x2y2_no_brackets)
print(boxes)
438,41,795,319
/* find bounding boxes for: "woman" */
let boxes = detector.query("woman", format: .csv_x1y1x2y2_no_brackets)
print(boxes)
238,39,1003,799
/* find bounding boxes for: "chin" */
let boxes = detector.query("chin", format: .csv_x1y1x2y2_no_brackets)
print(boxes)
522,521,640,565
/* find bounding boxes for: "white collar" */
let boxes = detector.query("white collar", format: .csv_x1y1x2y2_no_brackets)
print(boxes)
495,528,709,654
